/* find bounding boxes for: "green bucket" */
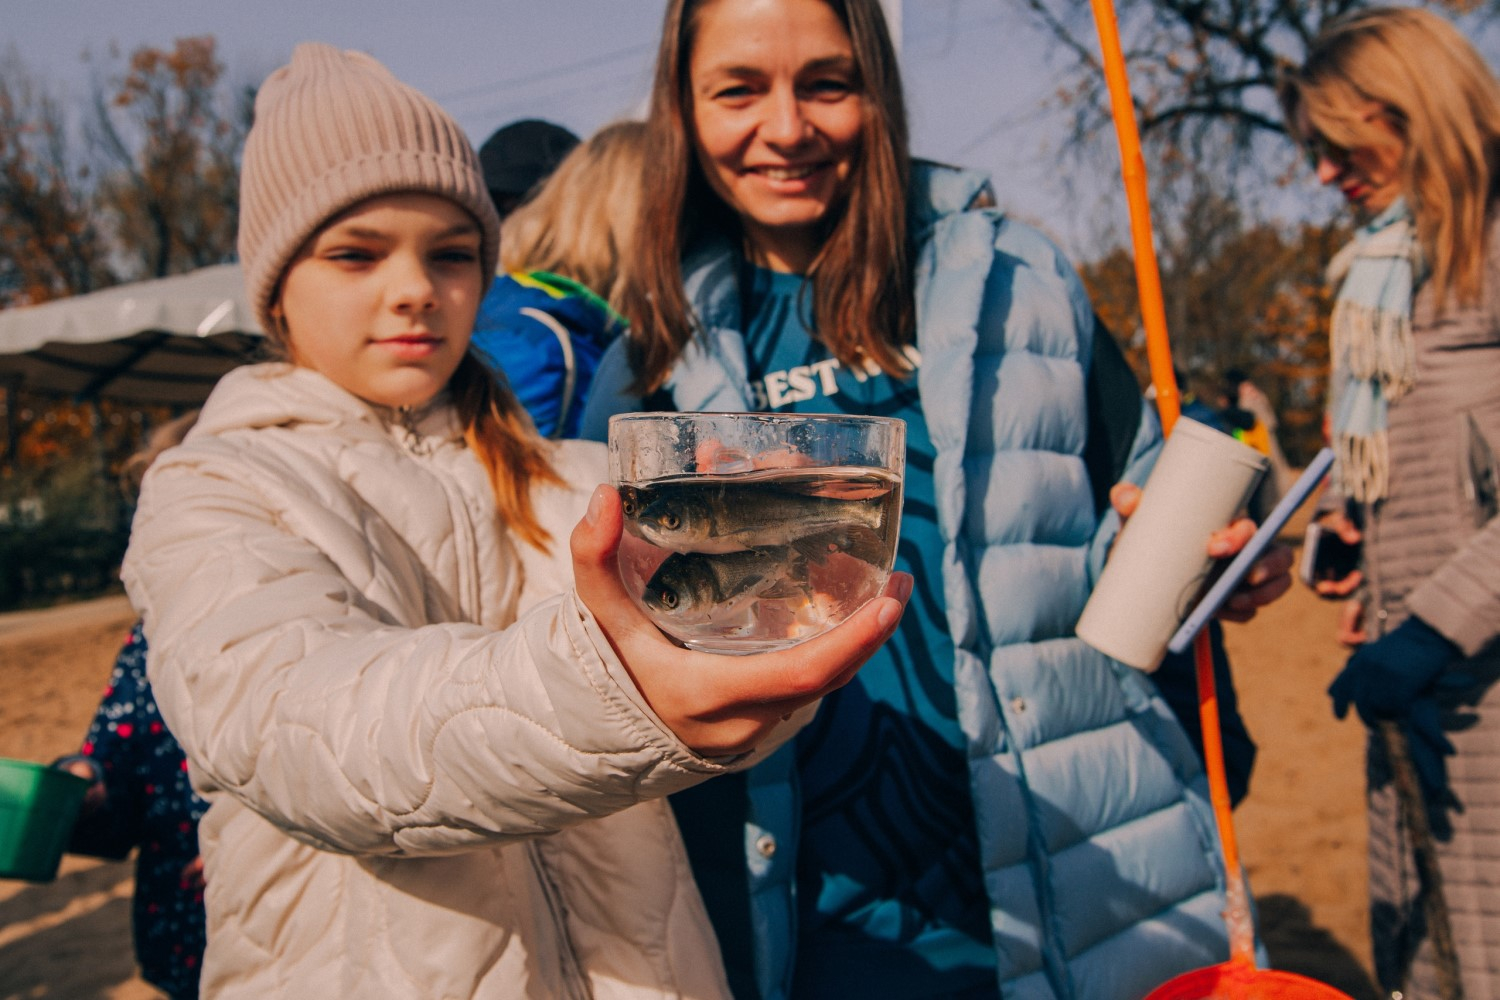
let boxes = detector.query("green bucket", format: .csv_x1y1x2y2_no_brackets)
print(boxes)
0,757,91,882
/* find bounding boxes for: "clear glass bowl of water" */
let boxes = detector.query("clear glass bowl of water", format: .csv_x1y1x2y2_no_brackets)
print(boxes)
609,412,906,654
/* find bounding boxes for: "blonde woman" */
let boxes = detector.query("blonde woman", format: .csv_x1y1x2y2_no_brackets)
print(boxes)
471,120,646,437
1282,7,1500,995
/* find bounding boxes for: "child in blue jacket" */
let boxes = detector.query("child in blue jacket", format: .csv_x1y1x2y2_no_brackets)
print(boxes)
470,121,642,438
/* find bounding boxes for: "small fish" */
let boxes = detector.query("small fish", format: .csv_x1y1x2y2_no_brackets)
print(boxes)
642,546,811,622
619,473,888,555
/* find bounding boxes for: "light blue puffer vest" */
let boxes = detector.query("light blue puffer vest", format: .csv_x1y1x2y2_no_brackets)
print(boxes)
580,163,1238,1000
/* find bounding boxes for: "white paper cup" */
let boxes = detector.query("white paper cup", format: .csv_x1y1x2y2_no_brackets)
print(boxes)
1076,416,1269,672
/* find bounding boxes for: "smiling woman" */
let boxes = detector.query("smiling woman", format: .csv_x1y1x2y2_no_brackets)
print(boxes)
577,1,1297,997
687,0,864,273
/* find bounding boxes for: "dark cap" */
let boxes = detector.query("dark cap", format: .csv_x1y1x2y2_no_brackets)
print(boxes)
478,118,581,200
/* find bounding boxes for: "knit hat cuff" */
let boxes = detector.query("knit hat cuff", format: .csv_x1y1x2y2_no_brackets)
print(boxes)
243,148,497,333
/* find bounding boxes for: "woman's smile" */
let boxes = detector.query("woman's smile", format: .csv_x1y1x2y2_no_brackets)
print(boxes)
689,0,864,273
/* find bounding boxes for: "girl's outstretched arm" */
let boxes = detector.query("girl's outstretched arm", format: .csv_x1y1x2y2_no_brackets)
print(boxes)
125,438,905,859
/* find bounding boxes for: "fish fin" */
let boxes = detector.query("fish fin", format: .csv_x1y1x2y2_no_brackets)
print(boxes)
758,578,805,601
790,530,840,564
839,525,889,566
790,526,886,566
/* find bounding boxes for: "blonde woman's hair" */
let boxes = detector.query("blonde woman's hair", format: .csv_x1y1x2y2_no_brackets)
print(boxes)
499,120,648,312
1281,6,1500,307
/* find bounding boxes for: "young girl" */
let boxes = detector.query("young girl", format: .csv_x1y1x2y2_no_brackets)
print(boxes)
580,1,1290,997
121,43,907,999
1282,9,1500,995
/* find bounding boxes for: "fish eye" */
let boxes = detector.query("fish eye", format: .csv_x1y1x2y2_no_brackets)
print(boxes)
619,489,638,516
660,589,678,609
660,512,681,530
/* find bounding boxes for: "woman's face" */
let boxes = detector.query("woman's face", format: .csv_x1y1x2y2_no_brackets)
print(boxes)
688,0,864,273
274,193,484,409
1298,102,1407,217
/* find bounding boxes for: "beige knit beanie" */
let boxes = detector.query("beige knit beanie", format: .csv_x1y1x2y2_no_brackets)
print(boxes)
238,42,500,335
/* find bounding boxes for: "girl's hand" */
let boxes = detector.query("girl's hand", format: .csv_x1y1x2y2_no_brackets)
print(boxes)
570,486,910,757
1109,482,1293,624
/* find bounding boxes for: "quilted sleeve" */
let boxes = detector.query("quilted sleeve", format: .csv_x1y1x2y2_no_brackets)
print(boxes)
1405,390,1500,656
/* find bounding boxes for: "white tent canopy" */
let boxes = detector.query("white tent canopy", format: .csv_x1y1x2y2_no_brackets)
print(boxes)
0,264,261,405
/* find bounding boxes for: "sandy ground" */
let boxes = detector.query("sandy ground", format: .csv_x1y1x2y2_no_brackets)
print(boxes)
0,544,1382,1000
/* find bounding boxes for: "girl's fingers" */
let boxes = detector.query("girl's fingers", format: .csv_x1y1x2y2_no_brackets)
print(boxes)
669,574,913,755
569,485,681,664
569,488,910,755
570,486,643,628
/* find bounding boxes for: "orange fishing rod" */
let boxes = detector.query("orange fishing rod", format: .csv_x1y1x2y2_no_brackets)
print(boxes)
1086,0,1252,970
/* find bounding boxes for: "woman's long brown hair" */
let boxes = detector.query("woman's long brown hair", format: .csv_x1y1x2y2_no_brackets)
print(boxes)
624,0,914,394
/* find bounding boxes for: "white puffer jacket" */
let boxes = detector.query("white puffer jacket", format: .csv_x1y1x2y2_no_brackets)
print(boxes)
122,363,760,999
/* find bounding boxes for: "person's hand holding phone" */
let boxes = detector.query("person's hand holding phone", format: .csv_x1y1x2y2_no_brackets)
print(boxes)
1308,511,1363,597
1109,482,1294,625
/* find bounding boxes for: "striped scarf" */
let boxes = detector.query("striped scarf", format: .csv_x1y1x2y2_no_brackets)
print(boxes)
1326,198,1426,503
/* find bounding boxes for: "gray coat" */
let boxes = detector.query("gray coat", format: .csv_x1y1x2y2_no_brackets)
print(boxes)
1354,222,1500,998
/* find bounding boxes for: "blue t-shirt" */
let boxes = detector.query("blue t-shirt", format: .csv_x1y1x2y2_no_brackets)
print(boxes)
740,267,995,996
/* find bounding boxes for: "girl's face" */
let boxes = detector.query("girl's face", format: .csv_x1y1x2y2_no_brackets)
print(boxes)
688,0,863,273
274,193,483,409
1298,102,1406,217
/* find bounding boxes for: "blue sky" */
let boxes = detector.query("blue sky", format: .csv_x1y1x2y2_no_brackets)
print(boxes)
3,0,1127,252
8,1,1498,257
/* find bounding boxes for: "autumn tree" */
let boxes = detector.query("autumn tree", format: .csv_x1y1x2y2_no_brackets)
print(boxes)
1081,182,1348,462
1032,0,1492,464
90,36,249,280
1019,0,1494,163
0,37,248,606
0,53,110,308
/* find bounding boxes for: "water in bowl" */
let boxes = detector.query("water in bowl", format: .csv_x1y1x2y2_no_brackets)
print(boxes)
617,464,901,653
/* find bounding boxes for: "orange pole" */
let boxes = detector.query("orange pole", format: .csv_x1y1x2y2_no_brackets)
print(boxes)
1088,0,1255,966
1195,629,1255,964
1087,0,1180,433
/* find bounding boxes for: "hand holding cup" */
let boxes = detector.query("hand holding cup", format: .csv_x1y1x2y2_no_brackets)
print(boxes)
571,485,911,757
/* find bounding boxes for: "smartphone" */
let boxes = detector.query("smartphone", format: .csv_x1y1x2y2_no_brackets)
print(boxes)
1298,521,1362,588
1166,447,1336,656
